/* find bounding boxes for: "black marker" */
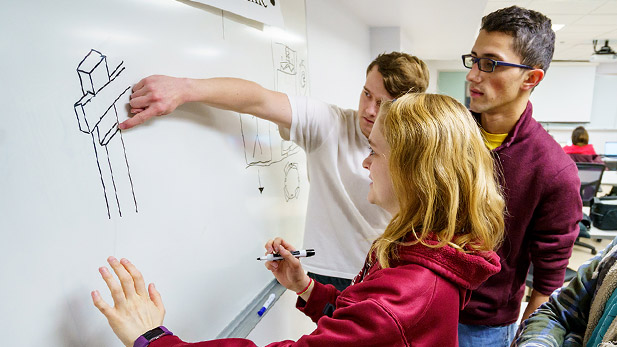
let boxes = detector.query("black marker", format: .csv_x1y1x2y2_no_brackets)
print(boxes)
257,249,315,261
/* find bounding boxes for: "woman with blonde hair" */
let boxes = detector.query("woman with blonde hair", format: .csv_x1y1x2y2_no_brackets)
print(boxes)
92,93,505,347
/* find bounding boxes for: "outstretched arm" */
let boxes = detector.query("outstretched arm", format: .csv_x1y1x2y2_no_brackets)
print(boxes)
122,75,292,130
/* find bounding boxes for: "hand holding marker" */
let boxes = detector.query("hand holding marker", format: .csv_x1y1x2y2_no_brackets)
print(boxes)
257,249,315,261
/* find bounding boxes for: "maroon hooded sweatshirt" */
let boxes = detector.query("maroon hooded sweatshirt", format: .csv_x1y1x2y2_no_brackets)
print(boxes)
151,240,501,347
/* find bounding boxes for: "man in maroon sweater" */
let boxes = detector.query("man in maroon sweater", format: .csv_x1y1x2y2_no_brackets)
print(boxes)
457,6,582,347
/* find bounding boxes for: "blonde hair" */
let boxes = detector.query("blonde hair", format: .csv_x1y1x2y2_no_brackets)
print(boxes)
371,93,505,268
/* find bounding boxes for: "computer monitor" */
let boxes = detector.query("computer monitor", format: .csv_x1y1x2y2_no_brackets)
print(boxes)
605,142,617,157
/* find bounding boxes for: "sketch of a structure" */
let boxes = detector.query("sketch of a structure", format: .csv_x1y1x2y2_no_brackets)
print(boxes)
73,49,137,218
239,114,273,167
237,43,306,200
273,42,308,97
283,162,300,201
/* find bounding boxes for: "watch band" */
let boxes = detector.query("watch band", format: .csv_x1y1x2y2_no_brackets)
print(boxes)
134,326,173,347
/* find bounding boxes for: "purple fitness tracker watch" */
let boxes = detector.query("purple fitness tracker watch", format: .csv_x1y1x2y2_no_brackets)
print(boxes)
134,326,173,347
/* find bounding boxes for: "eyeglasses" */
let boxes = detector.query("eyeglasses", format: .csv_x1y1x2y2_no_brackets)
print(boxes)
461,54,534,73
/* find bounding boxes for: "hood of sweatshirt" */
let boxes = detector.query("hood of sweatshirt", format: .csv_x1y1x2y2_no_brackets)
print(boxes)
391,240,501,291
353,238,501,310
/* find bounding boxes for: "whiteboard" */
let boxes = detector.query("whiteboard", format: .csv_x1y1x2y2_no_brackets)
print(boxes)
0,0,309,345
530,63,597,123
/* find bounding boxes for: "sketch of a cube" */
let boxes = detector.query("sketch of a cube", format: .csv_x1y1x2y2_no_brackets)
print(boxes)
73,49,137,219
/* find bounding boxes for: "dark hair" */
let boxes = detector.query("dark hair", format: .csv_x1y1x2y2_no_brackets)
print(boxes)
366,52,429,97
481,6,555,72
572,126,589,146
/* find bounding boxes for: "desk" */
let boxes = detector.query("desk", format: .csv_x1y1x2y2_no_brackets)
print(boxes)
603,157,617,171
589,227,617,241
603,171,617,186
582,206,616,240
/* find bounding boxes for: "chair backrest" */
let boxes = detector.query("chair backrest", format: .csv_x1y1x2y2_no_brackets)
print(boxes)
569,153,605,165
576,162,606,205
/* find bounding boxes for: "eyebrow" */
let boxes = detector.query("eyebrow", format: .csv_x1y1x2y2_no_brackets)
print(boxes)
471,51,504,60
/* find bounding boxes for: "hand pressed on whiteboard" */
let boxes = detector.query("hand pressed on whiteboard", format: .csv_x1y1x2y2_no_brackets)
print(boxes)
264,238,312,297
91,257,165,347
120,75,188,130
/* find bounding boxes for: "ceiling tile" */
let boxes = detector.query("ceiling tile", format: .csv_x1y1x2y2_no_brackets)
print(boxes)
548,14,585,25
525,0,606,15
574,14,617,25
559,24,615,34
484,0,534,14
591,1,617,14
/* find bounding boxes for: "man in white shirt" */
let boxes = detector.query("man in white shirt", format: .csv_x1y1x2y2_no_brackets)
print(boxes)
123,52,429,290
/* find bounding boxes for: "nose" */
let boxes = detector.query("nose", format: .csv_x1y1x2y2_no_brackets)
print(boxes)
362,155,371,170
366,101,379,117
466,63,481,83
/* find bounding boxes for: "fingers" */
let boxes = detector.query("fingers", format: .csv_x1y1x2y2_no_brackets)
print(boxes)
265,260,278,271
278,244,301,267
118,109,153,130
99,265,127,306
148,283,165,313
267,237,297,254
264,239,275,255
128,93,151,110
121,258,148,297
91,290,114,317
107,256,137,300
132,78,146,94
279,239,297,252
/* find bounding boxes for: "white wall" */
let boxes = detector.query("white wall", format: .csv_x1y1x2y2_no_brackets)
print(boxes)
305,0,371,109
247,0,371,343
370,27,401,59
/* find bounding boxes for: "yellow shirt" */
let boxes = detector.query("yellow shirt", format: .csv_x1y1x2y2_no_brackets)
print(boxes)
480,128,508,150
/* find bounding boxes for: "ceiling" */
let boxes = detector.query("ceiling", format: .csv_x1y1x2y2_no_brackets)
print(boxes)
336,0,617,61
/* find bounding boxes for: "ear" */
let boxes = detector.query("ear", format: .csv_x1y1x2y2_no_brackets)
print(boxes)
521,69,544,91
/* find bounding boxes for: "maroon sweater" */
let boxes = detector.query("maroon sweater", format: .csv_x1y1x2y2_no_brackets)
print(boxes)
459,101,582,325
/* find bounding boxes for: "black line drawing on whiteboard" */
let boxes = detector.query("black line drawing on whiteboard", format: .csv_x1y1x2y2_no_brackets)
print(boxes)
298,59,307,92
257,169,264,194
73,49,138,219
235,43,308,197
283,162,300,201
238,113,300,168
239,114,272,167
272,42,308,97
239,113,300,195
272,42,304,158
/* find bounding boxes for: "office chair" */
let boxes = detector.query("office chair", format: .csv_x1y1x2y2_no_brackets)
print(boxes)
577,162,606,206
575,162,606,254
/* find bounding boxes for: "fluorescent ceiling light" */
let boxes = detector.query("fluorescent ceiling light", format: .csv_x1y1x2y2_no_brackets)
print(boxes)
552,24,565,31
